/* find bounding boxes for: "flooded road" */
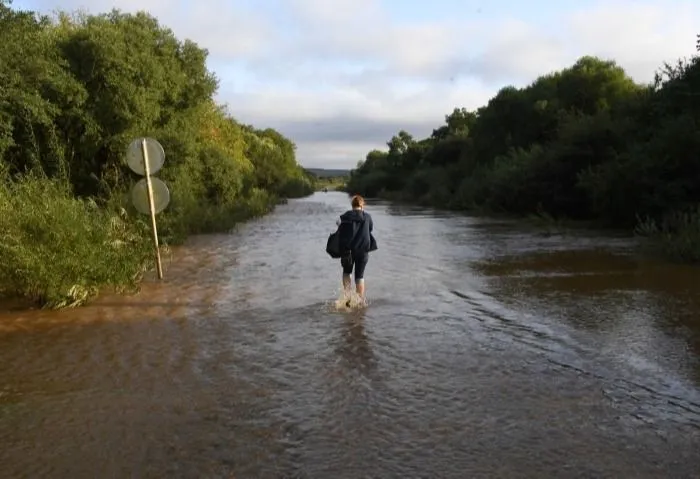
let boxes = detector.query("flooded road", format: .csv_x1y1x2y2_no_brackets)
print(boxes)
1,191,699,478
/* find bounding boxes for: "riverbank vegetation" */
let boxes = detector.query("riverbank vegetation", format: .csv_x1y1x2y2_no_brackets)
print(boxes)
347,38,700,263
0,1,314,308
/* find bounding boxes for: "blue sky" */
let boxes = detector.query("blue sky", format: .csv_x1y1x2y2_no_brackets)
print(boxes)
12,0,700,168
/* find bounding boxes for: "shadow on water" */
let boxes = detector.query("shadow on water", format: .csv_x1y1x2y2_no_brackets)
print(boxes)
1,191,700,477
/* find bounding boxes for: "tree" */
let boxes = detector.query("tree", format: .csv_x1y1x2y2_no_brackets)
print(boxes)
345,48,700,238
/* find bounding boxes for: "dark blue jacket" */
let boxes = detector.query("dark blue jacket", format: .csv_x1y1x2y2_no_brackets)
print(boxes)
338,209,373,253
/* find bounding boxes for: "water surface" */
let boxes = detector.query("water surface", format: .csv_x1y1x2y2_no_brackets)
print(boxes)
1,191,699,478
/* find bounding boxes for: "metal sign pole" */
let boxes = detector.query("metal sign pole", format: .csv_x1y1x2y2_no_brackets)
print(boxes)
141,138,164,279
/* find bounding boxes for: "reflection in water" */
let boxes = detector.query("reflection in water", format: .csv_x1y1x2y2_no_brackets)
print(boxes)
1,191,700,477
334,310,376,375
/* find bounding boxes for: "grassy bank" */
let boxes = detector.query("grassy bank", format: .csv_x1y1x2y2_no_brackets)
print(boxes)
0,3,315,308
0,176,150,308
0,175,287,309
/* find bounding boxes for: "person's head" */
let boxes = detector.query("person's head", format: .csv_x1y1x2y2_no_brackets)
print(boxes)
351,194,365,210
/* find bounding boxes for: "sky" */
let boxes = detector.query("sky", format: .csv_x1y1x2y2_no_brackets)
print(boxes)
12,0,700,169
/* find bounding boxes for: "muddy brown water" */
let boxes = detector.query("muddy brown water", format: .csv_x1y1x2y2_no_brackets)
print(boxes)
1,191,699,478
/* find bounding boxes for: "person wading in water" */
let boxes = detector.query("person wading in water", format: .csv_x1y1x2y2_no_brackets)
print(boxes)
337,194,376,305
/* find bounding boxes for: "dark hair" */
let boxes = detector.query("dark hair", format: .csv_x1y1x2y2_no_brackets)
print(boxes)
351,195,364,208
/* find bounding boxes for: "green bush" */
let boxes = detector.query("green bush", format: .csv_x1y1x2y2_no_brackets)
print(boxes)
0,175,152,307
279,176,315,198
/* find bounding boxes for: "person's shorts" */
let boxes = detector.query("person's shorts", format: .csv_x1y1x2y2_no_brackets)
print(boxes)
341,251,369,281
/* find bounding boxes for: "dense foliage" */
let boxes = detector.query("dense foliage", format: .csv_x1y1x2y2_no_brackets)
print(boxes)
0,1,314,307
347,42,700,262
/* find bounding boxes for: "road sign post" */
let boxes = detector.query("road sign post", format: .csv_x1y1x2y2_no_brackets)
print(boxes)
141,138,163,279
126,137,170,280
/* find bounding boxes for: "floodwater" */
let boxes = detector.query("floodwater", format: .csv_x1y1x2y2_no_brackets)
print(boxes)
1,191,699,478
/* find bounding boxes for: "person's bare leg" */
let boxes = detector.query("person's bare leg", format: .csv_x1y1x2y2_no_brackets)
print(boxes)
355,279,365,300
342,274,353,307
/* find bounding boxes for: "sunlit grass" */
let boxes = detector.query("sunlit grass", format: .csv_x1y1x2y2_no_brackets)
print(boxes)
0,175,152,308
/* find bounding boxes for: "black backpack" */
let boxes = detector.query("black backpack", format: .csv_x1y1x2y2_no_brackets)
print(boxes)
326,229,342,258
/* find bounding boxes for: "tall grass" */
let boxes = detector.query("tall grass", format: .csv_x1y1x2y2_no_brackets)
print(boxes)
634,207,700,263
0,175,153,308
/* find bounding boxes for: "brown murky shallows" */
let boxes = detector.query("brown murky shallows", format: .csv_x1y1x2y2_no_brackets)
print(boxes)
1,191,699,478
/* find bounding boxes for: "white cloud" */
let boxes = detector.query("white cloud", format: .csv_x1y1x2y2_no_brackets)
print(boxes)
299,141,384,169
458,18,568,83
15,0,700,167
35,0,277,59
218,80,493,124
565,2,699,81
286,0,382,28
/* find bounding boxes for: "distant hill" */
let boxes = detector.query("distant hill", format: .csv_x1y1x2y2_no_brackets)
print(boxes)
304,168,351,178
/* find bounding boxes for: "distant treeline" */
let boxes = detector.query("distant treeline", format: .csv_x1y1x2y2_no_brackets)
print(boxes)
304,168,350,178
0,1,315,307
347,38,700,263
304,168,349,191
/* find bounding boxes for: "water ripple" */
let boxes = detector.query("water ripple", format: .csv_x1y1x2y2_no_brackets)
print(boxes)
1,192,699,477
